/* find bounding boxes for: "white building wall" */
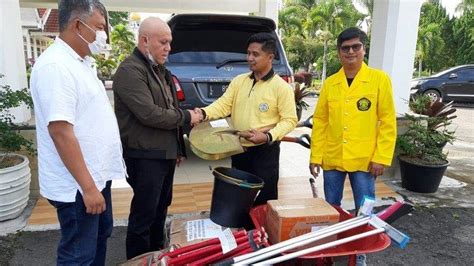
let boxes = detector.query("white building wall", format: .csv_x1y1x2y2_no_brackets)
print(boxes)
369,0,422,115
258,0,279,25
0,0,31,123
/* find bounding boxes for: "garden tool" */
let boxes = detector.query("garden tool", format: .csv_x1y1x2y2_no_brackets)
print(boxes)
219,201,411,265
189,115,315,160
157,229,266,266
281,134,311,149
189,122,273,160
376,201,414,224
296,115,313,129
309,177,319,198
252,215,409,265
189,118,244,160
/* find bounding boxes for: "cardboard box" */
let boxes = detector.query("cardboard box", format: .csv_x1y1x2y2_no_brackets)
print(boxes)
265,198,340,244
169,212,238,247
169,212,211,247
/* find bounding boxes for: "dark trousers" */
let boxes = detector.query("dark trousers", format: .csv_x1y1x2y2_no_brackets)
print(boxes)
231,142,280,206
125,158,175,259
48,181,113,266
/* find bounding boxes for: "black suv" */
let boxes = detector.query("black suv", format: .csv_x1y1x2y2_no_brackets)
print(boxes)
165,14,294,114
411,64,474,103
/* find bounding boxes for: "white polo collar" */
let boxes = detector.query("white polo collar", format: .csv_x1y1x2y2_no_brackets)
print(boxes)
55,37,95,66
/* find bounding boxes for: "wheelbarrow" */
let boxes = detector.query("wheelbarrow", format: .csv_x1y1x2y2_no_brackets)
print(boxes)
247,204,391,265
210,200,411,265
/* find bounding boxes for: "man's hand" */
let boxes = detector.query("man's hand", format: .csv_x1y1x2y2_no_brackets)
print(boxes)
237,130,253,139
245,129,268,144
368,162,385,177
176,156,185,167
82,186,106,215
188,109,203,126
309,163,321,178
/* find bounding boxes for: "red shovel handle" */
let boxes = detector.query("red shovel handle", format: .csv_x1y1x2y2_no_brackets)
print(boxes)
168,233,251,265
160,230,247,259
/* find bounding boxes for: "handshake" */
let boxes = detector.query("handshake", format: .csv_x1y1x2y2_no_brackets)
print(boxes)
187,108,204,126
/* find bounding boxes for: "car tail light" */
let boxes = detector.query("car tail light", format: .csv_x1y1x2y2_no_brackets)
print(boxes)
172,76,185,102
280,75,294,84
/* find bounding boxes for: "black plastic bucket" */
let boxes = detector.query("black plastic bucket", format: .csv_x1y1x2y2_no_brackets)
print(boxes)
210,167,264,228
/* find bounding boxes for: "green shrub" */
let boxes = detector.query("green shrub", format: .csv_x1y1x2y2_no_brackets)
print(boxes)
0,74,35,168
397,94,456,165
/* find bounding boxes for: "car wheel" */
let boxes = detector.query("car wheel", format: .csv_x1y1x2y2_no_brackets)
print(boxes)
423,89,441,102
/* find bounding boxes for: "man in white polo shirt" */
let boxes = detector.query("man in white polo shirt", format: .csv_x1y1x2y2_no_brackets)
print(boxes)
29,0,126,265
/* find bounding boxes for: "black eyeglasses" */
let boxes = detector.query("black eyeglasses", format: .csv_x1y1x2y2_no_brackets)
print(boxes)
339,43,363,53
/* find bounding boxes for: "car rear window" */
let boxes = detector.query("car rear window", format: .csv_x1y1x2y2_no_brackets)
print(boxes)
168,25,281,64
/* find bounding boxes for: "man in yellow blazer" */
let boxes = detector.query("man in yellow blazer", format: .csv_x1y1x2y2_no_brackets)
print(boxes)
196,33,297,206
309,27,396,213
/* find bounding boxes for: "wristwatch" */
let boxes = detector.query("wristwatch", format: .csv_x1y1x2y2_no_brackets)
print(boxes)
266,132,273,143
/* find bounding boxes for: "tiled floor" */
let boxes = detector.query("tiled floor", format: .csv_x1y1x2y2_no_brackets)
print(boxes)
26,100,401,227
27,176,399,226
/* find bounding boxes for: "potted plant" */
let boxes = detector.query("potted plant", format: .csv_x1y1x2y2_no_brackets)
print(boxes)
396,94,456,193
93,54,118,89
294,82,311,121
0,73,35,221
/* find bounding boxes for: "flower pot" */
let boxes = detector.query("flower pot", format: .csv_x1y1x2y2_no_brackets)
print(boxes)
0,154,31,221
399,156,449,193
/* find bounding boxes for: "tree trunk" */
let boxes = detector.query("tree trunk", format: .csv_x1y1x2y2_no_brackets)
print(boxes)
322,40,328,83
418,58,422,78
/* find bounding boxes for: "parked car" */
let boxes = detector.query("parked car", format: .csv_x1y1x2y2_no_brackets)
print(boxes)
410,64,474,103
165,14,293,132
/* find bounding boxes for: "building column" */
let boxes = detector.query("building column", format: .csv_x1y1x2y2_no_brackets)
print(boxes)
258,0,279,27
24,30,33,62
0,0,31,123
32,37,38,59
368,0,422,115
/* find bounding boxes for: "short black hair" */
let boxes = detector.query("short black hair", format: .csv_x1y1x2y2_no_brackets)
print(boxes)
246,32,277,55
337,27,368,48
58,0,106,32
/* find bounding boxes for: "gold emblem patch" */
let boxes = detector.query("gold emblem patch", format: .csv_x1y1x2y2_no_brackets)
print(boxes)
357,97,371,111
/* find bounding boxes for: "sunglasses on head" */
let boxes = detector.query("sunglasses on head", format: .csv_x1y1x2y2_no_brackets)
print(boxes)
339,43,363,53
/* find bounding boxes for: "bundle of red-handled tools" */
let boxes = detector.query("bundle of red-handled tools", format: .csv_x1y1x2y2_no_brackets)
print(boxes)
158,228,267,265
122,201,413,266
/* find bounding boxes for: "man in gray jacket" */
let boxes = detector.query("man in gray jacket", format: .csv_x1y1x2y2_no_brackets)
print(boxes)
113,17,201,259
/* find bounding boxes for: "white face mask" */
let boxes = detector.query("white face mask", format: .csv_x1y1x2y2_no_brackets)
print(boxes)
145,36,156,64
77,21,108,55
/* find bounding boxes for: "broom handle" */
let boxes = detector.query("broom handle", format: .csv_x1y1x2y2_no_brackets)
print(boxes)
189,235,261,265
255,228,385,265
161,229,247,259
168,233,250,265
233,215,368,263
